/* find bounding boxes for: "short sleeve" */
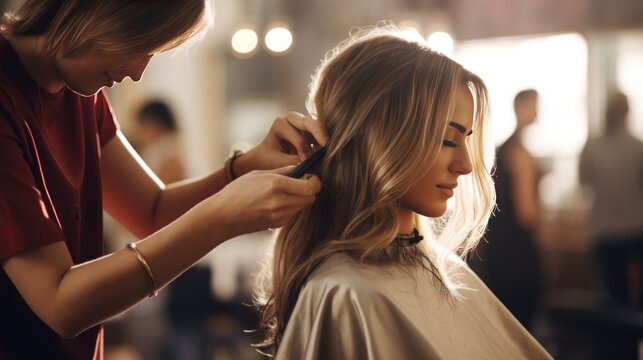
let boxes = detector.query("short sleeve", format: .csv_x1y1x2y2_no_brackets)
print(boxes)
0,112,65,263
95,90,119,147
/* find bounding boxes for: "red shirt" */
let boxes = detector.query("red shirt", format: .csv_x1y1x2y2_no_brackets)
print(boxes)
0,35,118,359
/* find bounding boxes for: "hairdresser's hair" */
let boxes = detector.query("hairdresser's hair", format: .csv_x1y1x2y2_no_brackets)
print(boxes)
1,0,212,56
254,24,495,355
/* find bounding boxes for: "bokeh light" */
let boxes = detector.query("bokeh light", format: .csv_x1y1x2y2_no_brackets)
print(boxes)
231,27,258,56
265,26,293,54
427,31,455,54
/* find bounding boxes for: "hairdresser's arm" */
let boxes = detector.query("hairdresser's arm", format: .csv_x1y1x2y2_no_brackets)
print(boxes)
507,146,541,231
105,112,328,238
2,162,320,339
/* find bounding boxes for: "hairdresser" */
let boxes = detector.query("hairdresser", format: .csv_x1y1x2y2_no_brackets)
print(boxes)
0,1,326,359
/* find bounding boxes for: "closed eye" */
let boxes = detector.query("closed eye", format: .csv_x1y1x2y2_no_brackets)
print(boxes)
442,140,457,148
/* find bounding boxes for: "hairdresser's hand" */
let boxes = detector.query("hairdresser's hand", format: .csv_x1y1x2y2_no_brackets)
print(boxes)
210,165,321,238
235,112,329,175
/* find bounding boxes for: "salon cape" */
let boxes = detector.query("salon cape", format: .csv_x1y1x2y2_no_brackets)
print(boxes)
276,253,553,360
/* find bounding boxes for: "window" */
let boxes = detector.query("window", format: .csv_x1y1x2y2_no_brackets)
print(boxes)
455,34,588,207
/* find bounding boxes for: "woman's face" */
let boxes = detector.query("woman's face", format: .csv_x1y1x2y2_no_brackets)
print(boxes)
55,45,153,96
400,84,474,218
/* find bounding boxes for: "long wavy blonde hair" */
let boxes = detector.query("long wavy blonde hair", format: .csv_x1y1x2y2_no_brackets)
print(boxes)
254,25,495,355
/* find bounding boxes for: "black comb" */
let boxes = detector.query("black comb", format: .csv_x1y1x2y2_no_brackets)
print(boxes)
288,146,327,178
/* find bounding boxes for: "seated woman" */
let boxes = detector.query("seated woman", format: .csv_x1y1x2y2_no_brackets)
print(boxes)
254,25,553,360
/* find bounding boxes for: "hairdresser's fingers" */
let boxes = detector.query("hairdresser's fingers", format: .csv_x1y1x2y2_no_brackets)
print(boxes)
283,112,329,148
257,168,322,196
259,165,297,176
278,173,322,197
273,193,318,219
286,193,318,208
272,115,313,161
251,164,319,183
270,153,302,169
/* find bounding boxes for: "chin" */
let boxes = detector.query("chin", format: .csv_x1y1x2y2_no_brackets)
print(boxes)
67,84,102,97
59,72,101,97
417,203,448,218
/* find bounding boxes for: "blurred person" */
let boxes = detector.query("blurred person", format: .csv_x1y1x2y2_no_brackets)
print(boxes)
579,91,643,308
253,26,552,359
0,1,328,359
135,100,185,184
469,89,543,330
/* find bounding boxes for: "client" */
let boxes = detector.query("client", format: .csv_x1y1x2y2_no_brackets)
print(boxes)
254,25,553,360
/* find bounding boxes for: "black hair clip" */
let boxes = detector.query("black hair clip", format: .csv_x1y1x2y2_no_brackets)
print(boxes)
394,228,424,246
288,146,327,178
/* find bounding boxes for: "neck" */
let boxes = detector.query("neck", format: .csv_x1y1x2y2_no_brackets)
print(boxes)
511,125,526,141
395,206,415,235
3,33,66,94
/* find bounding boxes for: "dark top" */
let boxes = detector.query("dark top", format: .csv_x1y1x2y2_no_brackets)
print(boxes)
471,135,541,328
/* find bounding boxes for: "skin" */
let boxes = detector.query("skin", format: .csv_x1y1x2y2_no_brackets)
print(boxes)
0,32,329,338
397,84,475,233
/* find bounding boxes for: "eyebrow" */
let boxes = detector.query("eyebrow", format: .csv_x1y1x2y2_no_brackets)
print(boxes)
449,121,473,136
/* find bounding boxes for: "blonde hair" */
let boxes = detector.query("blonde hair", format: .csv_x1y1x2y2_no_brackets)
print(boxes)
254,25,495,355
1,0,213,56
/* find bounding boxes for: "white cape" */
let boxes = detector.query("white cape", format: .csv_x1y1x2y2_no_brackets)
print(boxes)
276,253,552,360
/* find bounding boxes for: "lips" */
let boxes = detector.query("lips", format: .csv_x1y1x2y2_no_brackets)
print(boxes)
436,184,457,197
105,71,125,84
104,72,115,87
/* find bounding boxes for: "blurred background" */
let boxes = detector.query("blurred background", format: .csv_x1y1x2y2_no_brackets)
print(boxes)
2,0,643,359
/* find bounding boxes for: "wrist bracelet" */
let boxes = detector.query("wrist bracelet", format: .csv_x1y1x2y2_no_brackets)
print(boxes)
225,150,244,183
126,242,158,298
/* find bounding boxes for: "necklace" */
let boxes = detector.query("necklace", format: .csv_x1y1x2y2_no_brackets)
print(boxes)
394,228,424,246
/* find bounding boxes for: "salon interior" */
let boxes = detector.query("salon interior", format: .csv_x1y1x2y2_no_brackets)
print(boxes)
2,0,643,359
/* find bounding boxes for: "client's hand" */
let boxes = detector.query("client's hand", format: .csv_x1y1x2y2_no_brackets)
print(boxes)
235,112,329,175
210,165,322,238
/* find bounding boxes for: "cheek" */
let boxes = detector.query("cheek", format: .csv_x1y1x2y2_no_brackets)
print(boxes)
400,173,447,218
56,58,109,95
58,57,102,80
399,153,454,218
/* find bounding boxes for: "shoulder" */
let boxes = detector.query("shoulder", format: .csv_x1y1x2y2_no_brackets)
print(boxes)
624,133,643,150
301,252,449,310
304,253,384,300
296,253,432,317
505,143,530,164
582,136,603,152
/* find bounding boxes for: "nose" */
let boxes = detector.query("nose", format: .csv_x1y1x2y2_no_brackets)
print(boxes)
128,55,153,82
450,145,473,175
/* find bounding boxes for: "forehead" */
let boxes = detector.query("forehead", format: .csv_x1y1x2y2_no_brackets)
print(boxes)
451,84,474,130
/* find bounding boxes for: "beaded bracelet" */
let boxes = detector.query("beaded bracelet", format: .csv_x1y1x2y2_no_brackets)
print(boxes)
126,242,158,298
